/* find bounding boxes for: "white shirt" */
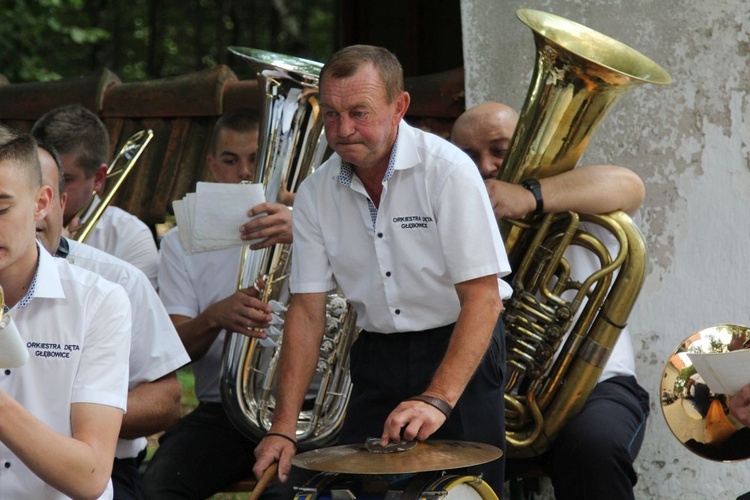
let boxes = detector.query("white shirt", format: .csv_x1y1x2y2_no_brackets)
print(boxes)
0,245,130,499
158,228,241,403
292,121,512,333
66,239,190,458
82,195,159,290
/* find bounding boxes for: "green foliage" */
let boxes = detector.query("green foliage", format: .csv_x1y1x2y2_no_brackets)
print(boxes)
0,0,110,81
177,366,198,409
2,0,336,84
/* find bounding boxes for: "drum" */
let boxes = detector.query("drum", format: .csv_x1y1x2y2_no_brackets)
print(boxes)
294,471,498,500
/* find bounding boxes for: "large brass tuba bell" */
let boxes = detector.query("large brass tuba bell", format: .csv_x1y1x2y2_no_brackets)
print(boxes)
220,48,357,449
499,9,670,457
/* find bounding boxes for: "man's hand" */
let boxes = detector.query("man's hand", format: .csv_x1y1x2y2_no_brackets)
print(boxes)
380,398,447,445
240,202,293,249
253,433,297,484
729,383,750,427
204,287,273,337
485,179,537,220
729,330,748,352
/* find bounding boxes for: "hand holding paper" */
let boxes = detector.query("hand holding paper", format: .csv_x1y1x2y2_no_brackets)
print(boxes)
173,182,267,254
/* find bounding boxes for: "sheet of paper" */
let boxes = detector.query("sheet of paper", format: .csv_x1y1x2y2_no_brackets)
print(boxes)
687,349,750,395
173,182,267,254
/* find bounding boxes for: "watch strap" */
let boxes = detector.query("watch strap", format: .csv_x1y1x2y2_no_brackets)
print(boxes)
521,178,544,215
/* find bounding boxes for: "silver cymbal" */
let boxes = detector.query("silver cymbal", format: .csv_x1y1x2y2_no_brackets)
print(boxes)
292,440,503,474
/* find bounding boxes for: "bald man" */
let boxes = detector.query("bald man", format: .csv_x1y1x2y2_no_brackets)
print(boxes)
451,102,645,219
452,102,651,500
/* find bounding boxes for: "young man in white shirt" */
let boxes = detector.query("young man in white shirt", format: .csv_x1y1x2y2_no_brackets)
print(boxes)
0,124,130,498
142,108,296,499
35,141,191,499
31,104,159,288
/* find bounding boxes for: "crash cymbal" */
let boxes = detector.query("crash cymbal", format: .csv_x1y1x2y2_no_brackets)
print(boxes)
292,440,502,474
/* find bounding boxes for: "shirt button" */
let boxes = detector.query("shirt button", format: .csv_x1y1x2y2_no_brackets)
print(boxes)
377,232,383,238
4,462,10,468
385,271,391,277
4,370,10,375
395,309,401,315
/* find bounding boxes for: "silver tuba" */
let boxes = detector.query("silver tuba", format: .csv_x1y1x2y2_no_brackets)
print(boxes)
220,48,357,449
498,9,671,458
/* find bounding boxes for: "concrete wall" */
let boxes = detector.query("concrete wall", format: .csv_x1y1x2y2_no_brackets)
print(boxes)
460,0,750,498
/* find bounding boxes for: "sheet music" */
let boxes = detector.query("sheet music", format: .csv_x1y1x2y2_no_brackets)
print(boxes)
173,182,266,254
687,349,750,395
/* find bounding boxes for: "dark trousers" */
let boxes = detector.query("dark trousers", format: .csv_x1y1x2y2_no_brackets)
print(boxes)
340,318,506,495
509,375,650,500
112,449,147,500
140,402,302,499
692,382,711,418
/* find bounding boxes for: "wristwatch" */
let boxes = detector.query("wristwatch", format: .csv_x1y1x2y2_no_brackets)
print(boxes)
521,178,544,215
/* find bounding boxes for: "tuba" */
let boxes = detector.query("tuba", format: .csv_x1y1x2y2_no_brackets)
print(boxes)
499,9,671,458
220,48,357,449
661,324,750,462
74,129,154,242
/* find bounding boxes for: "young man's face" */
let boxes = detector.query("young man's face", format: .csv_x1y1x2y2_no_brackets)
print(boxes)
59,153,98,225
0,159,51,276
207,127,259,184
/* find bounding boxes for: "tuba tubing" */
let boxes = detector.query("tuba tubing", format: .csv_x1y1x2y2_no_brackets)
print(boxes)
499,10,669,458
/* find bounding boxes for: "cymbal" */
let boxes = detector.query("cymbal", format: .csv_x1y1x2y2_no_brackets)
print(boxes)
292,440,502,474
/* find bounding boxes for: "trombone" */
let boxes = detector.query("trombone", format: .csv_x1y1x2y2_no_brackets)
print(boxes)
73,129,154,243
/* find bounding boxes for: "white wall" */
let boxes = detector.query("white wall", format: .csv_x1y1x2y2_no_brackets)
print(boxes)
461,1,750,498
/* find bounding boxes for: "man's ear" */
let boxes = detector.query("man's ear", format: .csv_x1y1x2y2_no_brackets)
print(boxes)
92,163,108,193
207,154,218,178
393,91,411,124
35,185,53,221
60,192,68,211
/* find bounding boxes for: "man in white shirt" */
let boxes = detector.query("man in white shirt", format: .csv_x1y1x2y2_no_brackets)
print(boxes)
0,124,130,498
451,102,650,500
31,104,159,288
254,46,512,494
142,108,296,499
35,141,191,499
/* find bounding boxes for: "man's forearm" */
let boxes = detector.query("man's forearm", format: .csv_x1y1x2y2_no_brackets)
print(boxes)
120,373,182,439
0,393,121,499
172,314,221,361
424,276,503,406
540,165,645,216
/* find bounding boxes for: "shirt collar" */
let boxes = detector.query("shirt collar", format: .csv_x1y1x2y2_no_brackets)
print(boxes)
30,241,66,301
337,125,403,188
6,242,42,312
